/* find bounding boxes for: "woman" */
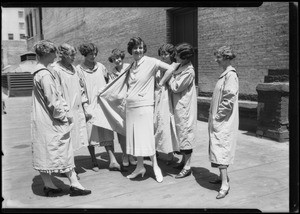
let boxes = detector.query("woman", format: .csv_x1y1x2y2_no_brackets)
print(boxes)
208,46,238,199
31,40,91,197
167,43,197,179
125,37,175,183
76,43,121,172
155,43,180,165
51,43,89,155
108,48,137,167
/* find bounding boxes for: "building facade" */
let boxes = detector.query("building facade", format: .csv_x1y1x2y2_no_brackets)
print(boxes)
25,3,289,101
1,7,27,68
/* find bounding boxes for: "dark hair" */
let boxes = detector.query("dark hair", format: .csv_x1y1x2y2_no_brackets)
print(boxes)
33,40,57,57
175,43,194,61
214,46,236,60
127,37,147,55
108,48,125,63
78,43,98,57
158,43,176,63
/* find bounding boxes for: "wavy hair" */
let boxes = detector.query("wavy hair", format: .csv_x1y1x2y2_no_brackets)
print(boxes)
214,46,236,60
175,43,194,61
127,37,147,55
78,43,98,57
108,48,125,63
33,40,57,57
158,43,176,63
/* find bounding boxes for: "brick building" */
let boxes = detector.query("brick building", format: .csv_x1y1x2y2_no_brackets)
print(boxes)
25,3,289,99
24,3,292,135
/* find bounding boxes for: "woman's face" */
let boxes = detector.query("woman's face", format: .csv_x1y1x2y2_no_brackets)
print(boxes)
62,50,76,65
132,43,144,61
112,56,123,67
215,54,225,66
85,50,97,62
175,54,183,64
160,51,172,64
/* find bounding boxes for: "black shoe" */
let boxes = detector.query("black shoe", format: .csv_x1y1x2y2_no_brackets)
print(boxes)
69,186,91,197
175,168,192,179
43,187,63,197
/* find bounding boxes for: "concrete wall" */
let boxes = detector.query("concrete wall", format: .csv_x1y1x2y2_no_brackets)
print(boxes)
1,41,27,67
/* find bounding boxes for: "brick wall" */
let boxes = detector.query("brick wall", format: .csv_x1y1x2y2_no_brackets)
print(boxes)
42,7,167,72
198,2,289,99
37,3,289,99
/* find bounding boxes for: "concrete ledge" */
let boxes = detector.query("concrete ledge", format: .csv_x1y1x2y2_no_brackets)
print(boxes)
197,96,258,132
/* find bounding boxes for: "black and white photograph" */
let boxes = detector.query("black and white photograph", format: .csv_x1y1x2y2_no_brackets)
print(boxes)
1,2,298,212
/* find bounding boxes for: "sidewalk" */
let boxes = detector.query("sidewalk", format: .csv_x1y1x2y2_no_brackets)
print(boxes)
2,96,289,211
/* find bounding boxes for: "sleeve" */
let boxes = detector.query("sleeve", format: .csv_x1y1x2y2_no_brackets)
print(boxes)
76,68,89,105
168,69,195,93
40,73,69,123
215,72,239,120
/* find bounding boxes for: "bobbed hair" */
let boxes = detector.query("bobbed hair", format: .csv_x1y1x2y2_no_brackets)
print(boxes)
108,48,125,63
127,37,147,55
78,43,99,57
214,46,236,60
158,43,176,63
57,43,77,57
175,43,194,61
33,40,57,57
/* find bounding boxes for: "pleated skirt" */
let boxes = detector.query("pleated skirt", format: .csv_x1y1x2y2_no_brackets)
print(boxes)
126,105,155,156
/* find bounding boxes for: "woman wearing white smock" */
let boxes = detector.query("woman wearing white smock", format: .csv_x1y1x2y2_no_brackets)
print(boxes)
125,37,175,183
31,40,91,197
77,43,121,172
51,44,88,154
108,48,137,167
155,43,180,165
168,43,197,179
208,46,239,199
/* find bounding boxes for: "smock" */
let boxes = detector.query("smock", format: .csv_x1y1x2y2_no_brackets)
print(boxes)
31,64,75,173
168,62,197,150
208,65,239,166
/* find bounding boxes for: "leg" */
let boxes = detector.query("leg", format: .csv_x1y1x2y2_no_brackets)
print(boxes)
126,156,146,179
150,154,163,183
118,133,129,166
87,145,99,171
65,169,91,196
40,172,58,189
216,167,230,199
175,150,192,179
105,143,121,170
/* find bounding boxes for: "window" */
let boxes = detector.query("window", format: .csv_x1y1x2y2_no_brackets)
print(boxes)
20,34,26,39
19,22,25,30
18,11,24,18
8,34,14,40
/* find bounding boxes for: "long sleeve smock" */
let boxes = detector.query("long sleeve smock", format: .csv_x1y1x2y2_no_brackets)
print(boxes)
76,62,114,145
168,62,197,150
31,63,75,173
208,65,239,165
51,62,88,151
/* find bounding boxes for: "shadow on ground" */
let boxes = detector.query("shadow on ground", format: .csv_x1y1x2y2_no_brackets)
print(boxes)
191,167,220,192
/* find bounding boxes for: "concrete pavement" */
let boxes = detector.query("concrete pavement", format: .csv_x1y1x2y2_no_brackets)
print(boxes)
2,96,290,211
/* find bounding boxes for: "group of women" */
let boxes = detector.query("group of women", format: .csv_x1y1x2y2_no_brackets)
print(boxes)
31,36,239,200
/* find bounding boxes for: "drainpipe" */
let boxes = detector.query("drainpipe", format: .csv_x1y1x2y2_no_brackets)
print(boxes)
38,7,44,40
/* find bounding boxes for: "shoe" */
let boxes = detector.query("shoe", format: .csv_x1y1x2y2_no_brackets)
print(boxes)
43,186,63,197
129,155,137,165
175,168,192,179
173,162,184,170
126,167,146,179
69,186,91,197
122,155,129,167
209,176,230,184
92,163,100,172
216,186,230,199
154,167,163,183
109,162,121,171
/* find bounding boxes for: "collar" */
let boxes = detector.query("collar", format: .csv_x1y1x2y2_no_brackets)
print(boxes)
52,61,76,75
80,62,99,73
174,62,193,75
134,55,146,67
219,65,236,79
32,63,47,75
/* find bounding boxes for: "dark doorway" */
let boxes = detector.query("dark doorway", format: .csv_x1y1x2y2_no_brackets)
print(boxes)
169,7,198,87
